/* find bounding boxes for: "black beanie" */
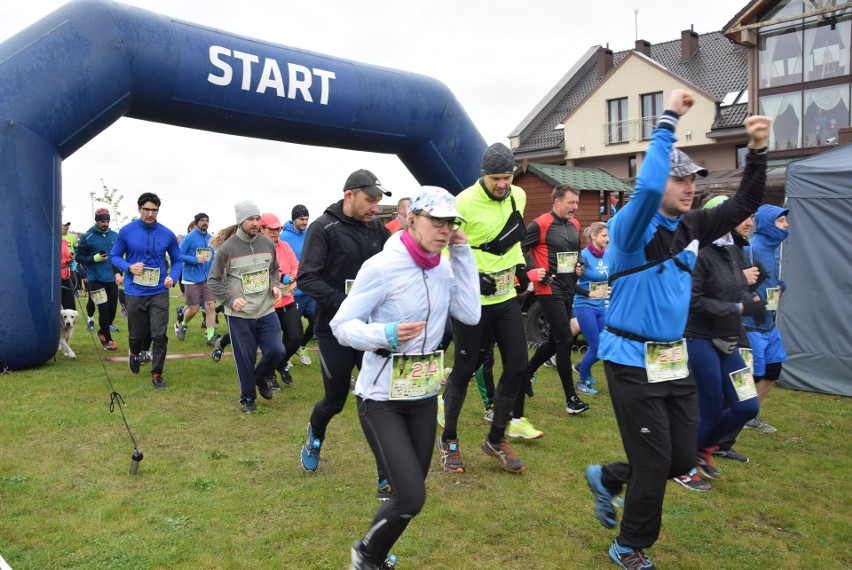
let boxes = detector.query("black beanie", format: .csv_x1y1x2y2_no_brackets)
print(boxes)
292,204,309,220
481,143,516,175
194,212,209,225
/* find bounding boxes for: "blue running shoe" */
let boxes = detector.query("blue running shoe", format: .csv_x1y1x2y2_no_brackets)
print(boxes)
609,539,656,569
585,374,598,386
576,382,599,396
301,423,322,472
109,324,119,333
585,465,618,529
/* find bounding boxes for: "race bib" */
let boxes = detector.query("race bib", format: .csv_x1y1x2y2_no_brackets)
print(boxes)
729,367,758,401
389,351,444,400
557,251,578,273
644,339,689,383
91,288,108,305
133,267,160,287
589,281,610,299
739,348,754,375
765,287,781,311
242,268,270,294
196,247,213,263
345,279,355,295
486,267,516,298
280,282,292,297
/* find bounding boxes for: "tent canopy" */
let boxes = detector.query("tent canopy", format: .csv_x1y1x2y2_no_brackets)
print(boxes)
778,144,852,397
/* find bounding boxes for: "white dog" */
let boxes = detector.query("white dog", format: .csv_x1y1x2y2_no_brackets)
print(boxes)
58,308,79,359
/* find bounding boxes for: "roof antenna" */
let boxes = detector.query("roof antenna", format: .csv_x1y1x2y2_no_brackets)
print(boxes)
635,8,639,42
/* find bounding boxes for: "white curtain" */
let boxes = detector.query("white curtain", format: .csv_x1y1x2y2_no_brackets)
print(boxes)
760,93,803,149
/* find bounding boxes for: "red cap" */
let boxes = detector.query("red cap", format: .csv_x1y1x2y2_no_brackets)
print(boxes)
260,213,282,229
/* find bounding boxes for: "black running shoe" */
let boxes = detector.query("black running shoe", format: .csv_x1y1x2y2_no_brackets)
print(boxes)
257,381,273,400
267,376,282,392
128,351,141,374
151,373,167,390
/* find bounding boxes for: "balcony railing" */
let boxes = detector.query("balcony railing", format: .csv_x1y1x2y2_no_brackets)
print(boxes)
604,115,659,145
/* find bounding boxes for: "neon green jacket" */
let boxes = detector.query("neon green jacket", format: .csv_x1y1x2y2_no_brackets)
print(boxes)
455,180,527,306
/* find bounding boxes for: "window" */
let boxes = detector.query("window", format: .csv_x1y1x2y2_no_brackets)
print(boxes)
736,144,748,169
628,155,637,178
760,26,804,87
640,92,663,139
607,98,628,143
803,84,850,146
760,92,803,150
804,17,851,81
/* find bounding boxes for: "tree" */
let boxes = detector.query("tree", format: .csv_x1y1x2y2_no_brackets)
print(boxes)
96,179,128,226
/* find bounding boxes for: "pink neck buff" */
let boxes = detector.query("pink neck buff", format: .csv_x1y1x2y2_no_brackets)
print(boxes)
400,230,441,269
587,242,605,258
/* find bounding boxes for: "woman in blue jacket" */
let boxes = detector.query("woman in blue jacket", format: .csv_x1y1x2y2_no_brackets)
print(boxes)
572,222,610,395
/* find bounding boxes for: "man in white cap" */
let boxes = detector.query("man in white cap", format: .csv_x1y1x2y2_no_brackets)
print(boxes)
208,200,285,413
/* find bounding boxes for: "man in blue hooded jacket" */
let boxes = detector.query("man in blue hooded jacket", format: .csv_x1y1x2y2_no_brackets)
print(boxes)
77,207,120,351
111,193,183,390
742,204,789,434
583,89,771,570
280,204,314,365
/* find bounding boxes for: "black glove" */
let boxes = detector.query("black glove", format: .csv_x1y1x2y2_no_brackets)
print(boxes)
741,300,766,317
478,273,497,296
515,265,530,293
541,273,554,286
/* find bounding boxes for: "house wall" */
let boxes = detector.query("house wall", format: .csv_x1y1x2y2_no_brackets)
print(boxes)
561,54,720,160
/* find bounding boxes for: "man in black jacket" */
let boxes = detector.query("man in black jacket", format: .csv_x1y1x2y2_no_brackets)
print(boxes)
297,169,392,478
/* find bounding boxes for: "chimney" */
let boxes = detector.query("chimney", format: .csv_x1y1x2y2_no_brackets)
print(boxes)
634,39,651,57
681,27,699,61
596,46,614,76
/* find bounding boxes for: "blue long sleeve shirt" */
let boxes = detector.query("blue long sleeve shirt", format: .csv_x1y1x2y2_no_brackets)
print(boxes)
111,219,183,297
179,228,214,283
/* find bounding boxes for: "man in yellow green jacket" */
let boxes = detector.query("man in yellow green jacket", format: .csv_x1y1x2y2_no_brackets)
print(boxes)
437,142,535,474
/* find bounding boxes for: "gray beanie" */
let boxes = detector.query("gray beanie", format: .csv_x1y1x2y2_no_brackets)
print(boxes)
235,200,261,224
481,143,516,175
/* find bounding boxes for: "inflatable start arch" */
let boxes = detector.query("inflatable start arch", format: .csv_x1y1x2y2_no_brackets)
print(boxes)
0,0,486,369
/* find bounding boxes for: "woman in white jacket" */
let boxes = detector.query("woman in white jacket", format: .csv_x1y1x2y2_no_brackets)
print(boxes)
332,186,481,569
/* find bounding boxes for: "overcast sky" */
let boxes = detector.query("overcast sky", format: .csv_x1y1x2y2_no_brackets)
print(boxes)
3,0,747,234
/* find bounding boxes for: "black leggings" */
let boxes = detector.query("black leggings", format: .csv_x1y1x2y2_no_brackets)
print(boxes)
61,278,76,311
275,302,304,363
87,281,119,342
521,294,578,415
355,396,436,565
310,334,364,440
441,299,528,442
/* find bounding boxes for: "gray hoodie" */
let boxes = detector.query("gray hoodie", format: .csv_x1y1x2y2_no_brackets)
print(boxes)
209,228,280,320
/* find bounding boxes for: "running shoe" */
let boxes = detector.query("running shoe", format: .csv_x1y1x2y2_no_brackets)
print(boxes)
141,351,153,364
206,333,221,347
297,346,312,365
525,376,535,398
151,373,167,390
267,375,282,392
436,437,464,473
508,417,544,439
128,351,141,374
109,324,119,333
279,362,294,386
566,394,590,414
97,333,119,352
437,397,445,428
576,382,599,396
744,417,777,433
210,337,223,363
241,398,257,413
572,362,598,385
481,438,525,473
175,305,185,324
257,381,273,400
585,464,618,529
671,468,710,491
87,319,95,332
544,355,557,368
350,540,397,570
376,478,392,501
609,539,657,570
173,321,187,341
483,406,494,423
712,448,749,463
300,423,322,472
696,446,720,480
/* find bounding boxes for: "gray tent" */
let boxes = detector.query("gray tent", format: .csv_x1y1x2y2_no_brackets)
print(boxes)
778,144,852,397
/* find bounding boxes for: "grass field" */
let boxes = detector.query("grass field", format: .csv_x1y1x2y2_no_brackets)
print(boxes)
1,292,850,569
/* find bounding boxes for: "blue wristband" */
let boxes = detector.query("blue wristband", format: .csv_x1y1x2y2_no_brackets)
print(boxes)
385,322,401,347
